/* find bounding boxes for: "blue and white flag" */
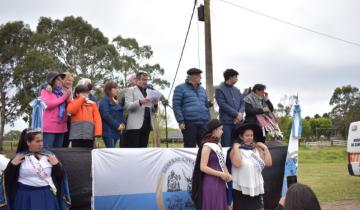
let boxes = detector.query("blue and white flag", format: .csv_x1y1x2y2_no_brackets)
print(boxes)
29,98,47,130
281,103,302,196
92,148,228,210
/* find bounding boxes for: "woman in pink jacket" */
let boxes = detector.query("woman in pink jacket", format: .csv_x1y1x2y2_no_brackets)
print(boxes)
41,72,71,149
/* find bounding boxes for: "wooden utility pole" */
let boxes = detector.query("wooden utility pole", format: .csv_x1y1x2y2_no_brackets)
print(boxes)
204,0,215,117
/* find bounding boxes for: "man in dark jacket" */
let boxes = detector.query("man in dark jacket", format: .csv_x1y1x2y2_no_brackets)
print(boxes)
172,68,210,147
215,69,245,147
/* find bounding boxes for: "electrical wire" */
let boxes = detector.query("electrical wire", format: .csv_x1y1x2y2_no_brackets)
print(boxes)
220,0,360,48
167,0,198,100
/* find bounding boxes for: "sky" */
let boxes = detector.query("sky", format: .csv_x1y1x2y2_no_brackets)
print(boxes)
2,0,360,132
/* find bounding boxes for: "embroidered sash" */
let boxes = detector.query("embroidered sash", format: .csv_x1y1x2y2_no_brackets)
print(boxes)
241,149,265,173
204,142,226,172
27,155,57,195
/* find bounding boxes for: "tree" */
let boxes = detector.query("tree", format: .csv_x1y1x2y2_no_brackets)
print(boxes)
4,130,21,141
309,117,332,140
0,21,32,150
275,95,297,117
12,16,119,124
36,16,117,85
314,114,320,119
329,85,360,138
112,35,169,89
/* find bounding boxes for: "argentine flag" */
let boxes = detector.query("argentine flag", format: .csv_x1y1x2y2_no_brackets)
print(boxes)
281,103,302,196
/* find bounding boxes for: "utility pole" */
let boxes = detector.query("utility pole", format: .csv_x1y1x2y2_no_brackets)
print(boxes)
204,0,215,117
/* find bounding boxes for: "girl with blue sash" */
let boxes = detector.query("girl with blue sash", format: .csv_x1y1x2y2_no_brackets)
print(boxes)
227,124,272,210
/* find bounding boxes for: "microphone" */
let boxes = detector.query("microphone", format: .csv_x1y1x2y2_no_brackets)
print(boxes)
146,84,154,90
146,84,169,106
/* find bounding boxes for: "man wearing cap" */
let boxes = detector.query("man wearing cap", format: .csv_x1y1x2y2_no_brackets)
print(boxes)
41,72,71,149
215,68,245,147
173,68,210,147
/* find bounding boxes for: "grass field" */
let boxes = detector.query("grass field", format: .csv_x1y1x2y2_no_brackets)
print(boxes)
2,141,359,205
297,146,360,203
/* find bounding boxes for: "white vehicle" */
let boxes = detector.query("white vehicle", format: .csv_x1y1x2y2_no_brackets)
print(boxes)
348,121,360,176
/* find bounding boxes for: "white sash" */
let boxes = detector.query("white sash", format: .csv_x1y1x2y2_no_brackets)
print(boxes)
241,149,265,173
28,155,57,195
204,142,226,172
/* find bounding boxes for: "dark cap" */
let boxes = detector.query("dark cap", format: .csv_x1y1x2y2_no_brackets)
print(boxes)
206,119,223,134
187,68,203,75
232,123,265,143
47,72,66,86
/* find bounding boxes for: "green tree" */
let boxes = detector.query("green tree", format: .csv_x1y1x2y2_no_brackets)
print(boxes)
301,119,312,141
309,117,332,140
36,16,117,84
12,16,119,124
4,130,21,141
329,85,360,138
112,35,169,89
0,21,32,150
275,95,297,117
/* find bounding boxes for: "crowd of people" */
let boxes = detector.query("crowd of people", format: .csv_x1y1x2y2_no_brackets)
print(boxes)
32,70,158,149
23,67,278,149
1,67,321,210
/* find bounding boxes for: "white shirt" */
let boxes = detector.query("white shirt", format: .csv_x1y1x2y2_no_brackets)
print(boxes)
18,155,55,189
232,148,265,196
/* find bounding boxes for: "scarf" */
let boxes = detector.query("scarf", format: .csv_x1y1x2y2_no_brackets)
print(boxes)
53,87,66,121
244,92,283,138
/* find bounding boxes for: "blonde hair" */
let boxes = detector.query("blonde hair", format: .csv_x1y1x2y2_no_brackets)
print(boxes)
77,78,92,86
63,72,74,80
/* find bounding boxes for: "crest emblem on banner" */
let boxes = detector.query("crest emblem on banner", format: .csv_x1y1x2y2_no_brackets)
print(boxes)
156,157,195,210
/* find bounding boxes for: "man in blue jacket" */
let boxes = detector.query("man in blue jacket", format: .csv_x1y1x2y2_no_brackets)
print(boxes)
215,69,245,147
173,68,210,147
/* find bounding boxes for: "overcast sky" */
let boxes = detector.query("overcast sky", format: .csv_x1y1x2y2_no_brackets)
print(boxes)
2,0,360,132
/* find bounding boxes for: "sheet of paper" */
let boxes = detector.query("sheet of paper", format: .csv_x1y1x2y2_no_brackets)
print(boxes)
145,90,161,107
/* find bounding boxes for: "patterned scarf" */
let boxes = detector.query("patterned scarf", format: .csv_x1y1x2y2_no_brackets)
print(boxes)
244,92,283,138
53,87,66,121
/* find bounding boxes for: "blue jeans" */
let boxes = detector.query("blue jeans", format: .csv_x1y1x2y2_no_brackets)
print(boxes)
43,133,65,149
102,136,119,148
221,124,235,147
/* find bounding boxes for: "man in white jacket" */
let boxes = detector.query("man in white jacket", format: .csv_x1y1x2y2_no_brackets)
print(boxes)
124,72,158,147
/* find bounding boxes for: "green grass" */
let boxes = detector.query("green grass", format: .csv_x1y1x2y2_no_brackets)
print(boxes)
299,146,347,164
297,146,360,203
299,162,360,203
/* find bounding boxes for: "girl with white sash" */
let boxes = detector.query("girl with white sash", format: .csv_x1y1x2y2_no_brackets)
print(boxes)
191,119,232,210
229,123,272,210
2,129,71,210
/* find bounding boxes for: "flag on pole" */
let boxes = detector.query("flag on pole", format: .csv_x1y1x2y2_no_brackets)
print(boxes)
29,98,47,130
281,102,302,196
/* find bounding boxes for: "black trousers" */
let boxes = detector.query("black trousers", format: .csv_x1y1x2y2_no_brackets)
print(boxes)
71,139,94,148
123,121,151,148
62,117,71,147
181,121,207,148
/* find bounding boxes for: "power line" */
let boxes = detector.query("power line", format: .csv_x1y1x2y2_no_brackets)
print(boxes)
220,0,360,48
167,0,198,100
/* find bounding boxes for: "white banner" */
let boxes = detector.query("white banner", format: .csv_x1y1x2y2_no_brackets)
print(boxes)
92,148,229,210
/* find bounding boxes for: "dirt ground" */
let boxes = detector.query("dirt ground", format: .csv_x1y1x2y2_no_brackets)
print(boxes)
322,200,360,210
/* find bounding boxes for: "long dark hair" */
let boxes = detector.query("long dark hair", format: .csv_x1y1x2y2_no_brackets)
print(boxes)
284,183,321,210
16,129,42,153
